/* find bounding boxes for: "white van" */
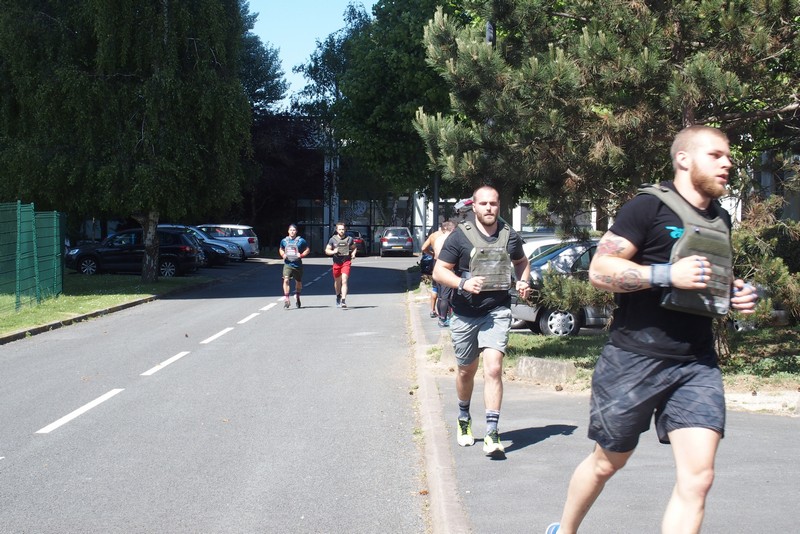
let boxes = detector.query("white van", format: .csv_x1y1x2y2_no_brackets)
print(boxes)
197,224,260,259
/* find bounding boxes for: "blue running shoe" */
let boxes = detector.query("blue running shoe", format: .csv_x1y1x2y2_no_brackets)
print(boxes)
545,523,560,534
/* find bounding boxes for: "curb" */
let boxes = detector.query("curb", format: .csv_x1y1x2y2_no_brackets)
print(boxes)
407,287,471,534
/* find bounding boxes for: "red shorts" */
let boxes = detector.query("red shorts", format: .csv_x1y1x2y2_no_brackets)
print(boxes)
332,260,352,278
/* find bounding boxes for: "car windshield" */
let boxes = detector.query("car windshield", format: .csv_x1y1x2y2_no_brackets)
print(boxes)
385,229,409,238
527,242,563,261
530,245,577,268
186,227,208,240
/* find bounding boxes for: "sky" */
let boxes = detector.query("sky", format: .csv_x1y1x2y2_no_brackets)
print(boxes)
247,0,378,105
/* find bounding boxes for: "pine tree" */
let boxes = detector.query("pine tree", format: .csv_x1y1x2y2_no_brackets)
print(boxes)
416,0,799,229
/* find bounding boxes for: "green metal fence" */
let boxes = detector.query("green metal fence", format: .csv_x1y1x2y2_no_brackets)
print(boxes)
0,201,64,313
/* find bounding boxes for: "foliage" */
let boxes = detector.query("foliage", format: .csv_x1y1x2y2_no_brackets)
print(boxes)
0,1,257,281
722,327,800,376
506,325,800,384
416,1,800,227
333,0,458,199
239,3,288,118
293,1,462,204
732,194,800,322
526,270,615,314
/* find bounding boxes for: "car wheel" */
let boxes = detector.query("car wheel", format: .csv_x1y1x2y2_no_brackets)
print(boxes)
78,256,98,275
510,318,527,330
159,260,178,277
539,308,580,336
526,320,542,334
728,318,756,332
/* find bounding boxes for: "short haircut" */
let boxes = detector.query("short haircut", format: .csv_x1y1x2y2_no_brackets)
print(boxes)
472,185,499,201
670,125,729,169
442,220,456,232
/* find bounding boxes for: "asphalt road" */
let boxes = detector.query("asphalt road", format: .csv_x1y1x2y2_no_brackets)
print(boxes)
0,256,427,533
3,256,798,533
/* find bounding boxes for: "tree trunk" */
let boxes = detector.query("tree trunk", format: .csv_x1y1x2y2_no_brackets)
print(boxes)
135,210,160,282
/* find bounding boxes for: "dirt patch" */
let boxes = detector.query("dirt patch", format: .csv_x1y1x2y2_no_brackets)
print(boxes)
504,369,800,417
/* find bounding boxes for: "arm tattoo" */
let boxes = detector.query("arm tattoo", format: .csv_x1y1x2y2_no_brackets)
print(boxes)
591,273,615,285
597,235,627,257
592,269,644,291
616,268,644,291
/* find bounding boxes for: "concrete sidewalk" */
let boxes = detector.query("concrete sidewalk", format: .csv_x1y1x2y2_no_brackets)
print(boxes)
409,287,799,534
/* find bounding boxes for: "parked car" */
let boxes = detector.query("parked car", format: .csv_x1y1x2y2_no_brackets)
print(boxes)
345,230,368,256
522,235,577,261
159,224,243,264
380,226,414,257
64,228,201,277
511,240,609,336
197,224,259,259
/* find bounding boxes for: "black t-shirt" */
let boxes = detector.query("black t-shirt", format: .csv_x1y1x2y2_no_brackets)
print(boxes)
438,221,525,317
608,182,733,359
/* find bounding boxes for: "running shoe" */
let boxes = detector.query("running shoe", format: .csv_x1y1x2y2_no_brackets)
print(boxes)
336,294,342,308
295,296,301,308
483,430,505,458
545,523,560,534
438,318,450,328
340,299,347,309
283,298,290,309
429,311,437,318
457,417,474,447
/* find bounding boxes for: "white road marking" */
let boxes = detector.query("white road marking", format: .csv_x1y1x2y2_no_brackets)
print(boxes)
200,327,234,344
36,389,124,434
260,303,277,311
238,313,259,324
140,351,190,376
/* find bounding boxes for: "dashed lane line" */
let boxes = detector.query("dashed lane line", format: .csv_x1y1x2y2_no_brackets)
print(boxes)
200,327,234,344
140,351,191,377
36,389,125,434
238,313,259,324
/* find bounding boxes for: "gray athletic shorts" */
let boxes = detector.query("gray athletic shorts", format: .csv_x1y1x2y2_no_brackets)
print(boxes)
588,343,725,452
449,307,512,366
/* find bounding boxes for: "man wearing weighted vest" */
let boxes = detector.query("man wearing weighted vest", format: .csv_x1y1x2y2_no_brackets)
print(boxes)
279,224,310,309
546,125,758,534
434,185,531,459
325,222,356,309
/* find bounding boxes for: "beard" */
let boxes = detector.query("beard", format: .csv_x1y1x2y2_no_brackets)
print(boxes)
475,210,497,227
690,162,727,199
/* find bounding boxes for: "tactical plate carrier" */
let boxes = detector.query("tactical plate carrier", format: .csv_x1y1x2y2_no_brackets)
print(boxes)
638,184,733,318
459,221,513,291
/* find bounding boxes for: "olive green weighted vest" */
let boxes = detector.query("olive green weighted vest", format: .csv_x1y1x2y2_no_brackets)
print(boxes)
638,184,733,318
459,221,512,291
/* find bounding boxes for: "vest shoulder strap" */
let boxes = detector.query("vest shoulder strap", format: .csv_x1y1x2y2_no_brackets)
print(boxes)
636,184,723,227
459,220,510,250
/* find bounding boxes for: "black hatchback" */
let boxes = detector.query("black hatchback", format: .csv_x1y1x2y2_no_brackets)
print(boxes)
65,228,200,277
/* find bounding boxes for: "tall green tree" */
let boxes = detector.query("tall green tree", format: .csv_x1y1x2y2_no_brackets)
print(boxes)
333,0,458,201
415,0,799,231
294,1,462,225
239,0,287,119
292,4,371,225
0,1,252,281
